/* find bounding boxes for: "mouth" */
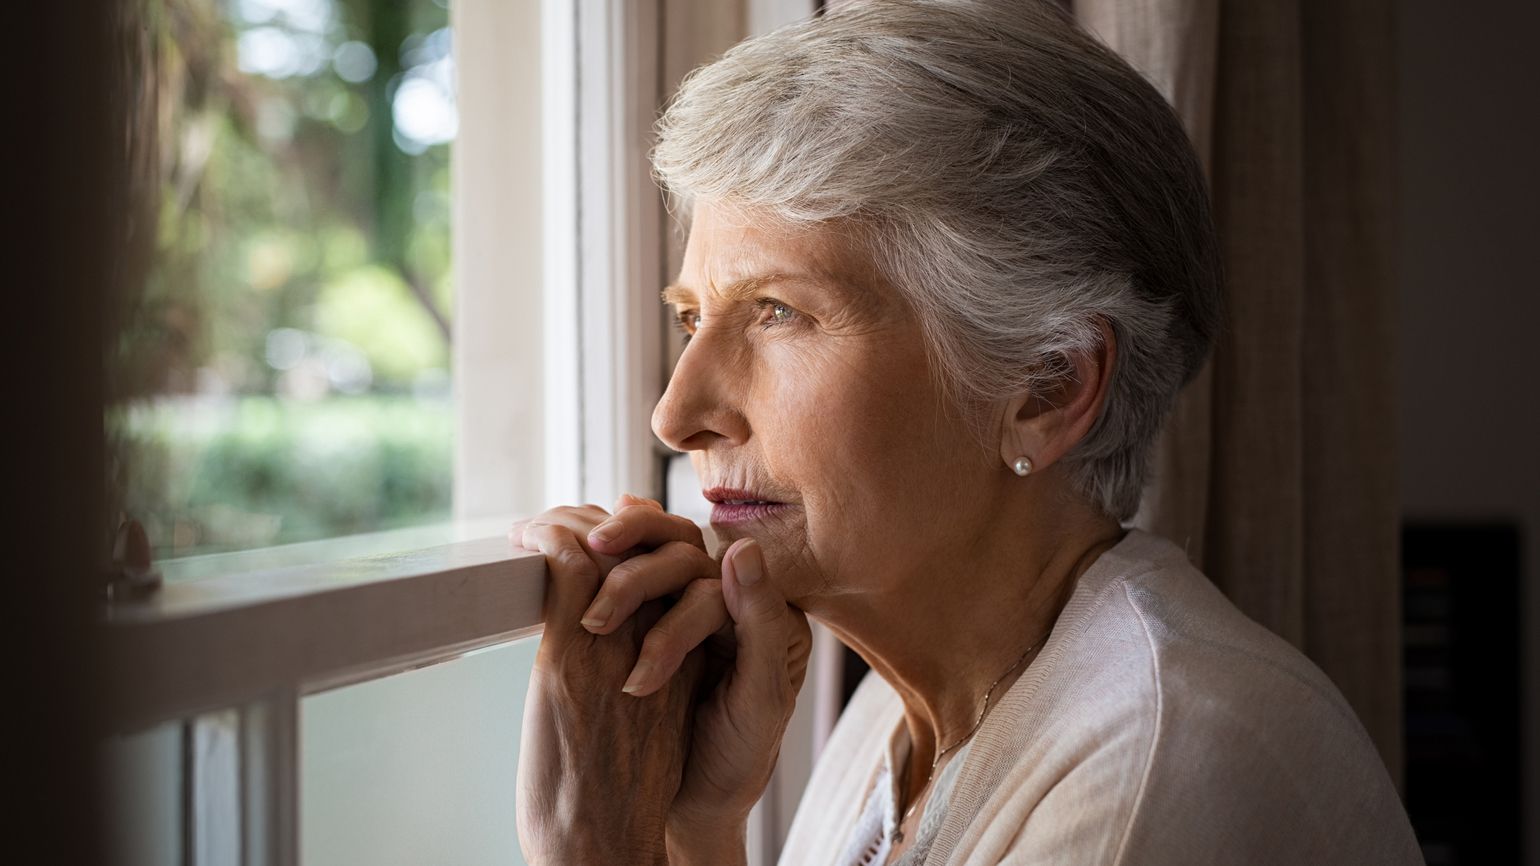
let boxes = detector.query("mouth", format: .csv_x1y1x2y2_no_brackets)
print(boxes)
702,486,796,526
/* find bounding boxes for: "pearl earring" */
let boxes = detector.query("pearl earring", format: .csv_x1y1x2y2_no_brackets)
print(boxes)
1012,456,1033,477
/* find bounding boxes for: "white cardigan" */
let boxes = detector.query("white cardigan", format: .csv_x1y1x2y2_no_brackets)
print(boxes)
779,530,1423,866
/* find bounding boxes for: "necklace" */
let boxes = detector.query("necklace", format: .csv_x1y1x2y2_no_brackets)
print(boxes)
889,635,1046,845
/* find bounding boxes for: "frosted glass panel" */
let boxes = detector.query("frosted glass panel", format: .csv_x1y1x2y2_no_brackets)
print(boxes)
102,722,182,866
302,638,539,866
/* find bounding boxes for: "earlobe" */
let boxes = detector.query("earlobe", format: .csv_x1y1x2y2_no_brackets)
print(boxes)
997,318,1117,475
997,393,1044,476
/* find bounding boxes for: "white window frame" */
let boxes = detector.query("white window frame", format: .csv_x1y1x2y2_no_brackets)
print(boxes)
102,2,838,864
103,530,545,864
539,0,668,508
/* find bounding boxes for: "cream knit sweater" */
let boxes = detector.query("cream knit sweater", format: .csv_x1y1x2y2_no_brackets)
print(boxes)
779,530,1424,866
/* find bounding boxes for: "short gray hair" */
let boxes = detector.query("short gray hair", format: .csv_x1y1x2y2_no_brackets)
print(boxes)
653,0,1222,520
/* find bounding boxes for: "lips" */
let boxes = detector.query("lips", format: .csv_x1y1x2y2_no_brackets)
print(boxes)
702,486,795,525
702,486,784,505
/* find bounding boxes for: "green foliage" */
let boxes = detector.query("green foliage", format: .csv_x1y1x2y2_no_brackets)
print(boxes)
314,264,447,382
112,0,460,556
116,0,455,390
115,396,453,557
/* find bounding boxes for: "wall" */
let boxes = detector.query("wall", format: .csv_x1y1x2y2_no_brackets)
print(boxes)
1397,2,1540,862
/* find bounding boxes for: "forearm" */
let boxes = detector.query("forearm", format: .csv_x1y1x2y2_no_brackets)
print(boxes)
666,821,748,866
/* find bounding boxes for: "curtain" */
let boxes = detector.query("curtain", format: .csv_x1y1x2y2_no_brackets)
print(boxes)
1074,0,1403,785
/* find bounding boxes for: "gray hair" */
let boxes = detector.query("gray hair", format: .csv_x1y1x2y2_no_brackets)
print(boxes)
653,0,1222,520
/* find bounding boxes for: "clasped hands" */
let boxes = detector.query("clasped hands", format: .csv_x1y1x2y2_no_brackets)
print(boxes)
512,495,812,865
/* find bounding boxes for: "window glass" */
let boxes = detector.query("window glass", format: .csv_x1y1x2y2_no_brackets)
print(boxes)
301,638,539,865
111,0,456,560
101,722,183,866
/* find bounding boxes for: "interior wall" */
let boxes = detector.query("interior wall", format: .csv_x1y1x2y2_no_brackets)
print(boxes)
1396,2,1540,862
12,2,113,862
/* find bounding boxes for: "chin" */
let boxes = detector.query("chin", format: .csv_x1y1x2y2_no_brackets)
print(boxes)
714,529,819,603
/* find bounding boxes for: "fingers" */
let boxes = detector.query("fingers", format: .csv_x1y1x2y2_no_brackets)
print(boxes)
721,538,810,711
510,504,611,543
508,499,721,683
510,506,629,575
522,522,603,643
580,541,717,633
587,504,706,556
621,579,730,696
614,493,663,511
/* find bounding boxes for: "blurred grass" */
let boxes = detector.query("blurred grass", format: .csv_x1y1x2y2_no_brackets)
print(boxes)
113,395,453,558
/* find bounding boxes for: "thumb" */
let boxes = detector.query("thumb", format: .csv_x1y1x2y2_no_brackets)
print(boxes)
722,538,797,709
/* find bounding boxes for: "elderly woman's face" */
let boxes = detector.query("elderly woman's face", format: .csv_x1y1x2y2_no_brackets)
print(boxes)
653,201,998,607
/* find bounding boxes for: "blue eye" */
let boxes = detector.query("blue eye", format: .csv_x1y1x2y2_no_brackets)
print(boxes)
759,300,798,328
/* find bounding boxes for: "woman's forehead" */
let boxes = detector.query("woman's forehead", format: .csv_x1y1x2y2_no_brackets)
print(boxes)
672,203,885,305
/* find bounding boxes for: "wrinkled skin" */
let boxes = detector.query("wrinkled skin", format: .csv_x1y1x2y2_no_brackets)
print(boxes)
514,196,1120,862
512,499,809,864
515,552,702,864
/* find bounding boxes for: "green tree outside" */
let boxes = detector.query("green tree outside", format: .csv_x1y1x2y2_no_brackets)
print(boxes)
113,0,457,559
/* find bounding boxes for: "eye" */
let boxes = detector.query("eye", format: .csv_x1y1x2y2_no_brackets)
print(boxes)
757,299,799,328
673,309,701,341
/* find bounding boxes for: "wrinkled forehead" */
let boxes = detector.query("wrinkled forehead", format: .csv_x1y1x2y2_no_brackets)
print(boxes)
670,200,891,308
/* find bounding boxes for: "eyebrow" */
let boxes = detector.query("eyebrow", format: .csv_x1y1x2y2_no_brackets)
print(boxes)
660,272,823,307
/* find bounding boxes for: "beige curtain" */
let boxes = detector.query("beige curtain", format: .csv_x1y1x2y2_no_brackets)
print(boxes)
1074,0,1403,785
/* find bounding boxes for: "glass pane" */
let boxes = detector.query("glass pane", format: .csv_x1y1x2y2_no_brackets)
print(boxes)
101,722,183,866
301,639,539,865
110,0,457,559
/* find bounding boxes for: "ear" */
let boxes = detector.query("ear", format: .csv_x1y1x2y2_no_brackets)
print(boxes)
997,318,1117,474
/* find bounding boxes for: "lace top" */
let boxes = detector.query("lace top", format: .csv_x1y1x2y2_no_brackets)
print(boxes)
838,727,975,866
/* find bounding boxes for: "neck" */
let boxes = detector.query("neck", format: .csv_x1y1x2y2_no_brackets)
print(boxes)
809,484,1124,793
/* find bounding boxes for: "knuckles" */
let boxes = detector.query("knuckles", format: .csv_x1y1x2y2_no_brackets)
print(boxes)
613,503,653,521
681,576,724,600
548,538,600,581
661,539,712,564
541,503,614,526
639,627,684,668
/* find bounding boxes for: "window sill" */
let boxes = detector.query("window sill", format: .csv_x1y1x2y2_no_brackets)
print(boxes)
101,521,545,735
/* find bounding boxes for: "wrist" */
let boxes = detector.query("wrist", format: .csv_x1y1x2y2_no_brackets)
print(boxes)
551,837,669,866
665,818,747,866
529,814,671,866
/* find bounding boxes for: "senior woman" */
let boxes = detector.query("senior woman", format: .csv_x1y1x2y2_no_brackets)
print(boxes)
510,1,1421,864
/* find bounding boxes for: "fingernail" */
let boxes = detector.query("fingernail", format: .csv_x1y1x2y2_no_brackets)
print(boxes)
589,521,617,545
621,660,655,695
580,597,613,630
734,541,762,586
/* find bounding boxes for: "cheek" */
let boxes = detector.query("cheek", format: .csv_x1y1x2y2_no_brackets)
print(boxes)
754,341,922,485
750,339,970,569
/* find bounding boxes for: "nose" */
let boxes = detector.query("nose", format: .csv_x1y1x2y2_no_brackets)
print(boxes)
651,334,750,454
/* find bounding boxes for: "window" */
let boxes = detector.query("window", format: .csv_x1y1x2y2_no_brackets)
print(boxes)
111,0,460,560
101,2,830,865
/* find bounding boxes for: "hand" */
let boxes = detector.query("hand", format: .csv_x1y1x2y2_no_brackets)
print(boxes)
581,502,813,852
507,497,715,695
513,507,706,865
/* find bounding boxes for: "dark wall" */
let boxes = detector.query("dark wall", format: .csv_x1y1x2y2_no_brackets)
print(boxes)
1397,2,1540,863
4,3,114,862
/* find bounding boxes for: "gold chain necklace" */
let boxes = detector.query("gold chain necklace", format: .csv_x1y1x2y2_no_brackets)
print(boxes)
889,635,1046,845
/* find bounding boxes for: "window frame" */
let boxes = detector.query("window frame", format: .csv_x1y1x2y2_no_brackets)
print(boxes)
103,530,546,863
